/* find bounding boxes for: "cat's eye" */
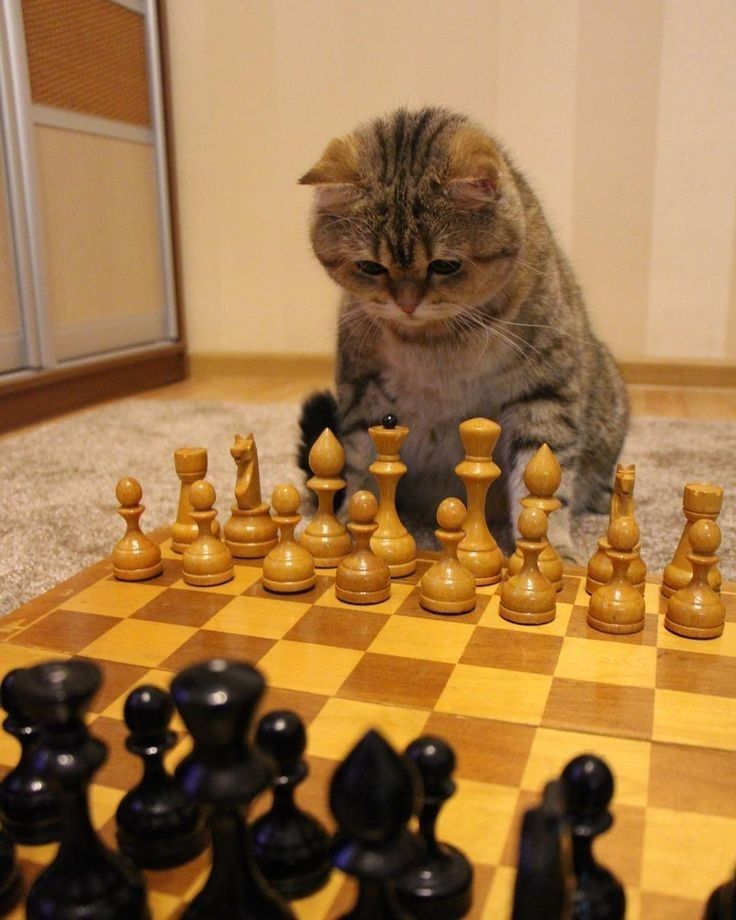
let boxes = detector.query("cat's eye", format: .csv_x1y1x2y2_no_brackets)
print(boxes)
429,259,462,276
356,260,387,276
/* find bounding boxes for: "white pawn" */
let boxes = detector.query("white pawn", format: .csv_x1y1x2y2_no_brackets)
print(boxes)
665,519,725,639
419,498,476,615
500,507,556,625
113,477,163,581
182,480,234,587
263,484,316,594
336,491,391,604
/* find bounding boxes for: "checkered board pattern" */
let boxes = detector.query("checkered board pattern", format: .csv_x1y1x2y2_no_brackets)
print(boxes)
1,538,735,920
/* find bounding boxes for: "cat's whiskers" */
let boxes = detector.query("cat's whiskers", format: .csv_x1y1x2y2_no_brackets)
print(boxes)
492,315,594,346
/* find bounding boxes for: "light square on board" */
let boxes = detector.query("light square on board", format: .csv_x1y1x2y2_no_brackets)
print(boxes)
641,806,736,901
434,663,553,726
481,866,515,920
56,581,168,618
521,726,651,808
203,594,312,639
439,777,520,866
367,614,476,664
306,697,430,761
553,637,657,688
258,640,364,696
656,618,736,657
78,619,197,668
652,688,736,751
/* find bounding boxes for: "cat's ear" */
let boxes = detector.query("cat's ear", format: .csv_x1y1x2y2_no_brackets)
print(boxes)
299,135,360,210
445,126,501,209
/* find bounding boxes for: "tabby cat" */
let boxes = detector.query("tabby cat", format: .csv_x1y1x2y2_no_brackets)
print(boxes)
297,107,628,559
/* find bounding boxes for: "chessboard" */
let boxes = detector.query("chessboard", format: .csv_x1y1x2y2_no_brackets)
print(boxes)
1,538,735,919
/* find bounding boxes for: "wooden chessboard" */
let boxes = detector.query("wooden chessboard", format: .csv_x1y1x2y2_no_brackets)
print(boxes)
1,539,735,920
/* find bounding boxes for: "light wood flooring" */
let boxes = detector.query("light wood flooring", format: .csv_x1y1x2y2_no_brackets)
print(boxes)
141,361,736,421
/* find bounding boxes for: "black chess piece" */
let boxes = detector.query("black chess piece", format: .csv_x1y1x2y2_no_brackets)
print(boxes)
330,729,422,920
116,685,208,869
15,659,150,920
0,667,64,844
562,754,625,920
171,658,295,920
395,736,473,919
705,869,736,919
512,779,572,920
0,826,22,916
252,710,331,899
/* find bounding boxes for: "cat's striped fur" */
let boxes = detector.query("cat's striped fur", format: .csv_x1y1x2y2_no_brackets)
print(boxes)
297,107,628,558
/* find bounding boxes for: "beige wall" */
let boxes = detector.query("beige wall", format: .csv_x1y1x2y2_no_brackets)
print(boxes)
165,0,736,361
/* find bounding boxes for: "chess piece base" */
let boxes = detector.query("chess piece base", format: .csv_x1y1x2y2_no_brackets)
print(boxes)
299,530,352,568
0,870,21,917
113,559,164,582
586,611,644,635
499,602,556,626
664,616,724,640
118,820,210,870
225,504,279,559
385,558,417,577
396,843,473,920
183,566,234,587
336,584,391,605
172,521,220,555
419,592,476,615
225,536,278,559
586,573,645,596
456,548,503,587
662,565,721,598
263,574,317,594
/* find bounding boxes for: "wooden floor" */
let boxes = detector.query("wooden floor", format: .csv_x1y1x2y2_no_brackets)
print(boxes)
141,360,736,421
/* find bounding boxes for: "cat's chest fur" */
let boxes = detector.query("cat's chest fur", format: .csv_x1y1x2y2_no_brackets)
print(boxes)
378,333,516,472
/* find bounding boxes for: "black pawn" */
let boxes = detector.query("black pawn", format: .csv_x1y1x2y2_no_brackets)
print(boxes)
171,659,295,920
512,779,572,920
562,754,625,920
705,868,736,919
0,667,63,844
330,729,421,920
252,710,331,899
15,659,149,920
396,736,473,919
0,826,22,915
116,685,208,869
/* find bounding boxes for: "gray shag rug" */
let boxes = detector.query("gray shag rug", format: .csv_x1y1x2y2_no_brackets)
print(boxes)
1,398,734,616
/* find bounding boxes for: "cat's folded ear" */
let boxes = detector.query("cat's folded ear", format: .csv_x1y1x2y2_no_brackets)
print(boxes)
445,126,501,210
299,135,361,211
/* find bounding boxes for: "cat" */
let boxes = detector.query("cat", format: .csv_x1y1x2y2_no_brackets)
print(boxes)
296,107,629,560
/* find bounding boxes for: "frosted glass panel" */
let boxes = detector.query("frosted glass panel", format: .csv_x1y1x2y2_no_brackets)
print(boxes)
34,125,168,361
0,142,24,373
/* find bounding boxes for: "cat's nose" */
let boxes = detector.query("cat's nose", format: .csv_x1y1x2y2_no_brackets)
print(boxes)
399,302,419,315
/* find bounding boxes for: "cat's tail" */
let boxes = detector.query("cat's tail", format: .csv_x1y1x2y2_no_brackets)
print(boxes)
297,389,341,477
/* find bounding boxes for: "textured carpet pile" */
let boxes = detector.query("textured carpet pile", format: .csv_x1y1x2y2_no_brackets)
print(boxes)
1,398,734,616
